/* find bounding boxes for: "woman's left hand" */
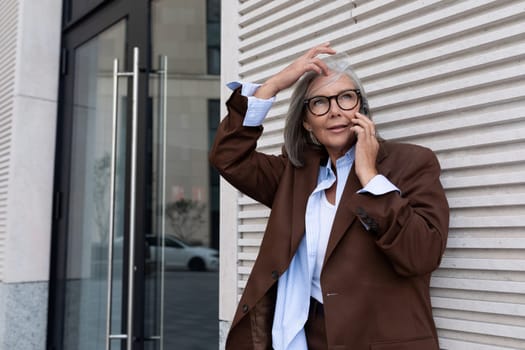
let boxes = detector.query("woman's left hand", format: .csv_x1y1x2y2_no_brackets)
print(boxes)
350,112,380,187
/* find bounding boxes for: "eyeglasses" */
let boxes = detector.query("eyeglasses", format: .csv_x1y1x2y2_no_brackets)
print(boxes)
303,89,361,116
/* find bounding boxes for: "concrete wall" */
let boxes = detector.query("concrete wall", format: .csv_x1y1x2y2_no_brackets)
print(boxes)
0,0,62,348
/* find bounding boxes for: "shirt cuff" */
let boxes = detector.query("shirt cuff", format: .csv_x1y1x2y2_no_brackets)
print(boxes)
227,81,275,127
357,175,400,196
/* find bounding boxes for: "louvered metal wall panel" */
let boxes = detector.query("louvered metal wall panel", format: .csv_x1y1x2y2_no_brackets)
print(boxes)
227,0,525,348
0,0,18,282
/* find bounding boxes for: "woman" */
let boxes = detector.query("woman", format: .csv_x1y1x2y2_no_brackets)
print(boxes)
209,43,449,350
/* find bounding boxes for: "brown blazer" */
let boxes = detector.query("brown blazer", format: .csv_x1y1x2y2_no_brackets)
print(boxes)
209,89,450,350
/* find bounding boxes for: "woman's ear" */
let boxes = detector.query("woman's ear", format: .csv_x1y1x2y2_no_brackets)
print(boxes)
303,120,312,131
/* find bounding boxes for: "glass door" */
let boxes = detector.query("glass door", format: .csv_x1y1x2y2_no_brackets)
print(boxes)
144,1,221,348
49,1,220,349
59,20,128,350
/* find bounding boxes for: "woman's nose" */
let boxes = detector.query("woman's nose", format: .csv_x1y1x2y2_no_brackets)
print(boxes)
328,96,342,117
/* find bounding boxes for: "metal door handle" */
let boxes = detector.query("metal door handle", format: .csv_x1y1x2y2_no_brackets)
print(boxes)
105,54,121,350
143,55,168,348
158,55,168,350
126,46,140,350
105,46,140,350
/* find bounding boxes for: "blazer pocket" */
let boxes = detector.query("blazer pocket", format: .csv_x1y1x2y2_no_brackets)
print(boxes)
370,336,438,350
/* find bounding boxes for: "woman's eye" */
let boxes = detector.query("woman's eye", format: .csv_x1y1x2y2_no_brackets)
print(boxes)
312,98,327,106
340,93,354,101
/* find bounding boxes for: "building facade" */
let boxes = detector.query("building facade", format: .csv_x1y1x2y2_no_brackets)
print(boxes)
0,0,221,349
0,0,523,349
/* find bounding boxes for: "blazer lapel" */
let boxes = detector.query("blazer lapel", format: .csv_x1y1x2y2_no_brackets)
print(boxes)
323,165,360,263
289,148,323,258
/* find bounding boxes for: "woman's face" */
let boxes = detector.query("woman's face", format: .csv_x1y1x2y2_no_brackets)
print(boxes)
303,73,361,160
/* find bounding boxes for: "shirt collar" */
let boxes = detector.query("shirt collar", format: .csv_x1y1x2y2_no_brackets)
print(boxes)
322,146,356,172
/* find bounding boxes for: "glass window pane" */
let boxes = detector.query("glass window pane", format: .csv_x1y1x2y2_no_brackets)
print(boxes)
147,1,221,349
63,20,127,350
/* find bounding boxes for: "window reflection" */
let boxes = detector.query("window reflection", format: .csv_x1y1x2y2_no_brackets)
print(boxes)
207,0,221,75
147,0,221,349
63,20,127,350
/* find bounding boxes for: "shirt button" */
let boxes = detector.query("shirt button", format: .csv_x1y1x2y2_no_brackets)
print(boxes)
242,304,249,313
271,270,279,280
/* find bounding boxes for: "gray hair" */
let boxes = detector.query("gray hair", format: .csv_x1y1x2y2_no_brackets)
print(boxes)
283,55,370,167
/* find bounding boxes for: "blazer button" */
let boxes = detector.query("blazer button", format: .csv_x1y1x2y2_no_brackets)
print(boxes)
271,270,279,280
242,304,249,313
365,218,379,233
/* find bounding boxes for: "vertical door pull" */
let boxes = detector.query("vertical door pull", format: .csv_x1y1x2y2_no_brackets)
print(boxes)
126,46,140,350
105,56,121,350
105,47,140,350
143,55,168,347
158,55,169,350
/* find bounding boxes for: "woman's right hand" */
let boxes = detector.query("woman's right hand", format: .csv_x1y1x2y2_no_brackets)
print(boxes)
254,43,336,99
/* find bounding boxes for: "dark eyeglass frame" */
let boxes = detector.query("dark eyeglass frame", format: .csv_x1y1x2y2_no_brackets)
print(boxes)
303,89,362,116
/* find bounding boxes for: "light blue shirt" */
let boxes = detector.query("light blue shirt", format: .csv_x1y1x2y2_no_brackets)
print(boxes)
226,82,275,126
309,150,355,303
229,82,399,350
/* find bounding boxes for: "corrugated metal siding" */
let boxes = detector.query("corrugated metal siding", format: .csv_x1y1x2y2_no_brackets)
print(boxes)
0,0,18,282
230,0,525,348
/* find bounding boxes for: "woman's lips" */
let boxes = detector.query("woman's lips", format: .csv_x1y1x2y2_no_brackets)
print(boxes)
327,124,349,132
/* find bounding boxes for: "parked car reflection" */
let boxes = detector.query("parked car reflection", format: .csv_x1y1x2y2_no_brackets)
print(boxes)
146,235,219,271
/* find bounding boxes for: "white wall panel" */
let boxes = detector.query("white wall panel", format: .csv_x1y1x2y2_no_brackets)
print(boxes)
222,0,525,348
0,0,18,282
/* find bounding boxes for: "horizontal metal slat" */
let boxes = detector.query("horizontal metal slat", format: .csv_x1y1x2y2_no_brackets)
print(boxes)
256,134,283,149
238,195,259,205
438,337,519,350
238,224,266,233
430,277,525,294
440,258,525,272
238,252,258,261
413,125,525,153
447,238,525,249
238,266,253,275
238,238,262,247
238,209,270,219
441,171,525,190
257,116,285,134
438,148,525,170
257,144,281,156
434,317,525,340
238,0,267,16
450,215,525,229
432,296,525,317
